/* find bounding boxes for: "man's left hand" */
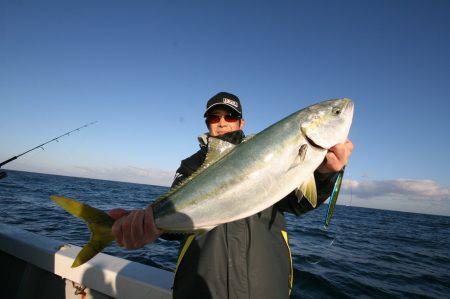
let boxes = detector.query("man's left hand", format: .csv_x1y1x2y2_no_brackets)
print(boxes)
317,139,354,173
109,206,162,250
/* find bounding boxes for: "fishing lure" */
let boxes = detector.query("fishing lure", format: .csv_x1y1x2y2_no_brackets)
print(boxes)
324,167,345,228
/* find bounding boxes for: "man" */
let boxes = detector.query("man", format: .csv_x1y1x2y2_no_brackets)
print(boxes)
109,92,353,298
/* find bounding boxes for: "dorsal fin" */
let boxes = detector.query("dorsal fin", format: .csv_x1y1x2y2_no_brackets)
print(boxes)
152,137,237,207
202,137,236,167
243,134,254,142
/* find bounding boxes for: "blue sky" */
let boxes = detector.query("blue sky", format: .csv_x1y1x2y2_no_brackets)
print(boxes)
1,0,449,215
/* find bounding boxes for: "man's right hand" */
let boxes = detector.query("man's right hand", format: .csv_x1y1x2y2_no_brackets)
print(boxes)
108,205,162,250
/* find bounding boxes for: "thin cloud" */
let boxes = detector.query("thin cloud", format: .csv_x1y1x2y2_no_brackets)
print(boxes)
74,165,174,186
342,179,450,200
6,162,176,186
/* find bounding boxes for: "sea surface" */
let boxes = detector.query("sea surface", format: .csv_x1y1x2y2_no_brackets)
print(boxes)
1,170,449,298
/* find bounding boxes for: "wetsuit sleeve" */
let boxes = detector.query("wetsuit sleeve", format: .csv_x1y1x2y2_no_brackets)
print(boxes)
277,171,339,216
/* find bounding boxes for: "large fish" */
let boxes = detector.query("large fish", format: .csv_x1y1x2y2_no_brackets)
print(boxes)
51,98,354,267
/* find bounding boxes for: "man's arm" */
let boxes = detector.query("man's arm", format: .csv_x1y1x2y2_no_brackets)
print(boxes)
108,166,187,248
110,140,353,247
278,140,353,216
109,147,206,248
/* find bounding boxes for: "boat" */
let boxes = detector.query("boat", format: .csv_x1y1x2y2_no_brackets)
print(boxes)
0,223,173,298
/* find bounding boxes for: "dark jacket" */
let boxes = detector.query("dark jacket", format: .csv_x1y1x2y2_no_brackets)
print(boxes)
166,131,337,299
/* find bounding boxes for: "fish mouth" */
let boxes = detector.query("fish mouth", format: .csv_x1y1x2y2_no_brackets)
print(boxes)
305,135,326,150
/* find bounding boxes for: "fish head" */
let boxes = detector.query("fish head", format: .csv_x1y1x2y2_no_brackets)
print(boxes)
300,98,354,149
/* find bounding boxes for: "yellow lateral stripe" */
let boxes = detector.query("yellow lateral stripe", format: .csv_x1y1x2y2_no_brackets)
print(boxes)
175,234,196,274
281,230,293,293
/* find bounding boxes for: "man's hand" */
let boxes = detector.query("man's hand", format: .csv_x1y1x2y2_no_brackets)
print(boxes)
317,139,354,173
108,205,162,250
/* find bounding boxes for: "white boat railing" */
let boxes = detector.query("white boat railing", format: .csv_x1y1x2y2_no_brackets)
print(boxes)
0,223,173,298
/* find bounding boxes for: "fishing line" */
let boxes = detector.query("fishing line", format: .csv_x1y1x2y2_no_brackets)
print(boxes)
64,130,89,164
305,219,340,265
305,167,353,265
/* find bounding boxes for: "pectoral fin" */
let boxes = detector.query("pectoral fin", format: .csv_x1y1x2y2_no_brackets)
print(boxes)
298,144,307,161
288,144,308,171
295,175,318,208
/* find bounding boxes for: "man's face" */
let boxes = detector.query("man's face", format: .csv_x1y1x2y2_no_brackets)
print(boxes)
206,107,245,137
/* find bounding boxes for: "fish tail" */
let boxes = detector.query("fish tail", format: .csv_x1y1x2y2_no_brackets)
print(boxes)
50,195,115,267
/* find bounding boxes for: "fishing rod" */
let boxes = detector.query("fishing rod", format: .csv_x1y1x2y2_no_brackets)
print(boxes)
0,121,98,176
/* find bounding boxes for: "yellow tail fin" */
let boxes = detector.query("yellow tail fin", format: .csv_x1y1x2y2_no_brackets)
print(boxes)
50,195,115,268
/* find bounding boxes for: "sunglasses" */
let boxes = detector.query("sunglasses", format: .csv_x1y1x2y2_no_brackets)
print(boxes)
205,113,241,124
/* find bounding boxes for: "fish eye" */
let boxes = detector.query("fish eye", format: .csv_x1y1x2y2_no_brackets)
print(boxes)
332,107,341,115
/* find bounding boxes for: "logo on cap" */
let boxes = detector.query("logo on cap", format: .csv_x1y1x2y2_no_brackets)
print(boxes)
223,98,238,108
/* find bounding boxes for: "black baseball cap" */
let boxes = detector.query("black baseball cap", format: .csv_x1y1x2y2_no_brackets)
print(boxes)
204,92,243,117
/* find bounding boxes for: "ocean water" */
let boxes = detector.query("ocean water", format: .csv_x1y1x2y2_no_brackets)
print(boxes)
0,170,449,298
